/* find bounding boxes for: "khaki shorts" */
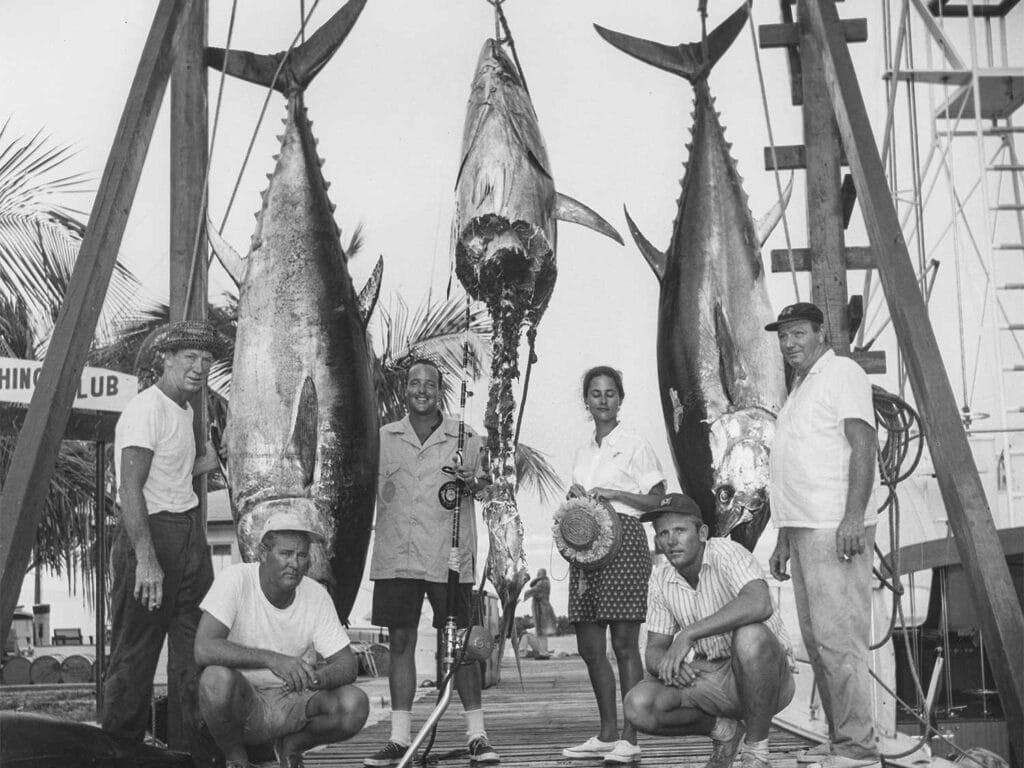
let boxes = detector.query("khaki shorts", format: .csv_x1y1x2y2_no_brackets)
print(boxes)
241,683,317,743
657,656,794,719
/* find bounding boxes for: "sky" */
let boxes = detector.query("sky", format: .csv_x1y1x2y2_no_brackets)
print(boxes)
5,1,1022,630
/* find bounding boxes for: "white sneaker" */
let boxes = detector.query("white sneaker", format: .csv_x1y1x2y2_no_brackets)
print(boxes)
604,741,642,764
562,737,618,759
796,743,830,764
807,756,881,768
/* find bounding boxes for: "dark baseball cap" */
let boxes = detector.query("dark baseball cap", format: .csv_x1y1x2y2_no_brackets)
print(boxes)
764,302,825,332
639,493,703,524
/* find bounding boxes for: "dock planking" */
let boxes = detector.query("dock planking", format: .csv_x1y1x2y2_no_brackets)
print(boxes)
306,655,812,767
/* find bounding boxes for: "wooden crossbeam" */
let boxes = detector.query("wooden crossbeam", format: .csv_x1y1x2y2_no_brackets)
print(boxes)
927,0,1021,17
764,144,848,170
770,246,875,272
803,2,1024,760
759,18,868,48
0,0,188,649
850,350,887,374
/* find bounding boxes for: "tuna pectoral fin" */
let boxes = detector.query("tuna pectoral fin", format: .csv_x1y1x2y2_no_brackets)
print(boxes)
358,256,384,328
624,206,666,281
593,4,748,82
290,376,319,489
714,302,743,407
554,192,623,245
206,216,246,287
755,173,794,247
207,0,366,92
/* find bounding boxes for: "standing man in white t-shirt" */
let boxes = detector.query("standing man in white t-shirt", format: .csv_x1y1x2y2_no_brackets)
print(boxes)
103,320,229,763
765,303,880,768
195,512,369,768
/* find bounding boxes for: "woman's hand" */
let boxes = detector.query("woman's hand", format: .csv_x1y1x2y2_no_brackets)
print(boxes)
567,483,588,499
588,487,620,503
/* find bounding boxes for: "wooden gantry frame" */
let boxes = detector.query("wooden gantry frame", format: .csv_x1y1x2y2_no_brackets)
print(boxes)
0,0,1020,758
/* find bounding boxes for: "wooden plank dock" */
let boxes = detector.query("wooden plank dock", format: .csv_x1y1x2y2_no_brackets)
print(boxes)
306,656,813,767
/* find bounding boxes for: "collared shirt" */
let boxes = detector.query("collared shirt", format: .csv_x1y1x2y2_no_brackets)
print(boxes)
770,349,877,528
647,538,792,660
369,414,483,583
572,424,665,517
114,385,197,513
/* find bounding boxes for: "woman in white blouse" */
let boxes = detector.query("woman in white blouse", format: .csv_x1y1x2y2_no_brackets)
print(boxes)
562,366,666,766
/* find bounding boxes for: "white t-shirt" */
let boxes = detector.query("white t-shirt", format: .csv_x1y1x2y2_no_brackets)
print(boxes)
114,385,198,513
200,562,350,685
572,424,665,517
770,349,877,528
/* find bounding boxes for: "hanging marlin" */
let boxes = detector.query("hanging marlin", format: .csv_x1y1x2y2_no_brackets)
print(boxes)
205,0,381,623
595,5,787,550
454,39,623,632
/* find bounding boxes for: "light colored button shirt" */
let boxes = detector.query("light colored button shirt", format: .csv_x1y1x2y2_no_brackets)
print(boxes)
369,415,482,583
572,424,665,517
646,538,792,661
770,349,877,528
114,385,198,513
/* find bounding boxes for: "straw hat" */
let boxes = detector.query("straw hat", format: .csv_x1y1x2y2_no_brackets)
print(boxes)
553,496,622,571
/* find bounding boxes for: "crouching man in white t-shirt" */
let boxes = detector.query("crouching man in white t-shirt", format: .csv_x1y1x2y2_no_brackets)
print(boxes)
195,511,369,768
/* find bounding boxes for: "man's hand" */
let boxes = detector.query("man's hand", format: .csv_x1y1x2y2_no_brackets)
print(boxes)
769,530,791,581
657,634,697,687
567,483,588,499
133,553,165,611
269,654,318,692
588,487,620,503
836,516,867,560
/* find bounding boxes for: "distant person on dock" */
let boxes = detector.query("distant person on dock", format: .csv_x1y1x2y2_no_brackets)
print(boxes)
765,302,881,768
562,366,666,766
364,359,499,767
523,569,557,658
194,512,368,768
102,320,228,763
625,494,795,768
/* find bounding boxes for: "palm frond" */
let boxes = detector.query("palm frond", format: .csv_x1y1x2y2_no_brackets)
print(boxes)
514,443,563,504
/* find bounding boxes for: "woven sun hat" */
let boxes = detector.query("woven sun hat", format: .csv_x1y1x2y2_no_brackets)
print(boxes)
150,320,230,357
553,495,623,571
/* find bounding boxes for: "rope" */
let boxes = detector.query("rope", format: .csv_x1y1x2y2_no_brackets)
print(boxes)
746,1,799,300
487,0,530,96
217,0,322,234
512,327,536,445
183,0,238,316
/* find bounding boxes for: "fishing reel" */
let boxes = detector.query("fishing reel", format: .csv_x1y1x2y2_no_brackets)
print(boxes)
440,618,495,667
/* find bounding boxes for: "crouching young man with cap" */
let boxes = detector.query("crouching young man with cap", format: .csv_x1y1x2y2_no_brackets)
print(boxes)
624,494,795,768
194,512,369,768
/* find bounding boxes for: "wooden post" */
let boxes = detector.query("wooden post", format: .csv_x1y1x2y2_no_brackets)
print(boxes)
803,1,1024,759
798,0,850,352
0,0,187,650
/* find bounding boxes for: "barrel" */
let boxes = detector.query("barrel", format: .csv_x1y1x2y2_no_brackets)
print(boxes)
60,654,95,683
29,654,64,684
1,656,31,685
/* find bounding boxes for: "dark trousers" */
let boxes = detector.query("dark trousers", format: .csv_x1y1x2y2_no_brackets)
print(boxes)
102,508,214,765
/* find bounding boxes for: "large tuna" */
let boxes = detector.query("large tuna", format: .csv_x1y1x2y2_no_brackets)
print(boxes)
206,0,380,623
453,39,623,630
595,5,786,549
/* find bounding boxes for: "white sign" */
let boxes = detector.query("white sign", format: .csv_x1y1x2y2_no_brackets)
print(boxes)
0,357,138,412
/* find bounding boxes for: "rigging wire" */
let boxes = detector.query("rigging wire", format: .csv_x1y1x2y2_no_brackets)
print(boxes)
745,0,800,301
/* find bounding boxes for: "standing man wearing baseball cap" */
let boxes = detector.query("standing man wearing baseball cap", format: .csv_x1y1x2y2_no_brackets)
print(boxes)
103,320,229,762
765,303,880,768
624,494,794,768
194,513,369,768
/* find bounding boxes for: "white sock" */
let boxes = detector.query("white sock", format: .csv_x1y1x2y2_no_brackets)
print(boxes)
743,738,771,760
709,717,738,742
463,708,486,742
389,710,412,747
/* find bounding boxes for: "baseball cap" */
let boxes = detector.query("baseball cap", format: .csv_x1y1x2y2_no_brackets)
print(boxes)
639,493,703,524
259,509,325,544
764,302,825,332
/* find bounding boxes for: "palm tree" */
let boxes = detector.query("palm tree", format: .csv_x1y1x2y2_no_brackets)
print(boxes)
0,120,140,598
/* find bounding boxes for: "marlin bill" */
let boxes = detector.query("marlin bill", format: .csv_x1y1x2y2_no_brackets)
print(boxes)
595,5,786,550
454,39,623,631
206,0,380,623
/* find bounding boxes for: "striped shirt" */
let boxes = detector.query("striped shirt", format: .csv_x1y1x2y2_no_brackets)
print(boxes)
647,538,792,661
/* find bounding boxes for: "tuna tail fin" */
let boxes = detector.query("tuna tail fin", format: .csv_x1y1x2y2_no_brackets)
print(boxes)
357,255,384,328
207,0,367,93
593,4,748,83
624,206,666,281
290,376,319,490
755,173,794,247
207,216,246,287
554,192,624,245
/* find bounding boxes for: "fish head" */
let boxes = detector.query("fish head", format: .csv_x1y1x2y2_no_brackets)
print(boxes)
707,408,775,538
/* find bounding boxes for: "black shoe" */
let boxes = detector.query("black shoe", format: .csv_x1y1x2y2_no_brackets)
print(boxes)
469,736,500,764
364,741,410,767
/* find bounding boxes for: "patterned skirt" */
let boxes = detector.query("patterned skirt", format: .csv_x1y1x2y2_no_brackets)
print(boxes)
568,514,652,624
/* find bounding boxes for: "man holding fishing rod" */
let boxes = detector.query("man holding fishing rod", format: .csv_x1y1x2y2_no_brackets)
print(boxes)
365,358,500,767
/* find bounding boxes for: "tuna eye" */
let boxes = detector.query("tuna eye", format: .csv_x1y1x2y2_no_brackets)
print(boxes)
716,486,734,504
